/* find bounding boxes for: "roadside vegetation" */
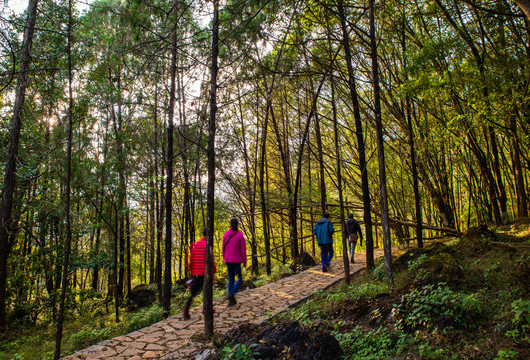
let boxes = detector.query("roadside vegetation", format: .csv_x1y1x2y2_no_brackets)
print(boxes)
267,220,530,360
0,264,294,359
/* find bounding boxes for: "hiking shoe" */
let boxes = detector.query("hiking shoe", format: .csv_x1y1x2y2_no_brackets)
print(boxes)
227,295,237,307
182,304,190,319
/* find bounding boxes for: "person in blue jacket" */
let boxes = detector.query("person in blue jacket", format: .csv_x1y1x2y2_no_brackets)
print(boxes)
313,212,335,272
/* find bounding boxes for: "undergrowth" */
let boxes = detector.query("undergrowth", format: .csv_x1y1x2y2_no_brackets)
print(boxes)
0,263,297,360
274,222,530,360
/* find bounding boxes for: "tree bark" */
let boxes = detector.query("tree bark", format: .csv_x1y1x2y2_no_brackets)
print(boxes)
163,29,178,316
337,0,375,269
54,0,73,355
204,0,219,337
0,0,39,332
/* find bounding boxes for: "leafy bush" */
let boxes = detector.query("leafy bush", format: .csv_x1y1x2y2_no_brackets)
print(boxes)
219,343,257,360
505,298,530,343
333,326,404,359
125,304,164,333
71,327,112,348
495,348,519,360
392,283,483,333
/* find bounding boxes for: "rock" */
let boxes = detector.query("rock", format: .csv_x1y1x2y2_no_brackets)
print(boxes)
290,252,317,272
127,284,158,309
213,321,343,360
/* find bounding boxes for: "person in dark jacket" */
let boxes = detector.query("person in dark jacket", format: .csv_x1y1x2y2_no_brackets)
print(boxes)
183,227,216,319
313,212,335,272
345,213,363,263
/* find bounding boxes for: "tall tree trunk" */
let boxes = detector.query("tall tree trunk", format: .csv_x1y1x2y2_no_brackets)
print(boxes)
163,29,178,316
401,6,423,248
149,172,156,284
510,116,528,218
0,0,39,332
331,78,349,285
337,0,374,269
126,205,131,295
314,113,327,214
370,0,392,282
54,0,73,356
204,0,220,338
238,85,258,274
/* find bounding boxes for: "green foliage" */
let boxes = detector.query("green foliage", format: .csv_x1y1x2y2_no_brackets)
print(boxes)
71,327,112,349
219,343,257,360
392,283,483,333
124,304,164,333
495,348,519,360
333,326,405,360
505,298,530,343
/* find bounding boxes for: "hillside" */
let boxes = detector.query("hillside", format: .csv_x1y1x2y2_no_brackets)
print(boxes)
211,220,530,360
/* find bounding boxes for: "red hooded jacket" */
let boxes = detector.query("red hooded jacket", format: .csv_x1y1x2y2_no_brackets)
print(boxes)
187,237,216,276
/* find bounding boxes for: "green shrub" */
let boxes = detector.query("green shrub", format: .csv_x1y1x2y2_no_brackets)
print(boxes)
71,327,112,348
505,298,530,343
333,326,403,359
219,343,257,360
392,283,483,333
495,348,519,360
125,304,164,333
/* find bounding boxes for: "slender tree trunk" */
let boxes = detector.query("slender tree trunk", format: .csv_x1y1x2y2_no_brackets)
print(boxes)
238,85,258,274
401,7,423,248
337,0,374,269
314,113,327,214
510,116,528,218
370,0,392,282
163,29,178,316
54,1,74,356
204,0,220,338
259,85,272,275
0,0,39,332
331,79,349,285
149,172,156,284
126,205,131,295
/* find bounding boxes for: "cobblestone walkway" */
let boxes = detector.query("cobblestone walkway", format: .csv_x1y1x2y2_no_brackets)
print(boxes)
63,247,385,359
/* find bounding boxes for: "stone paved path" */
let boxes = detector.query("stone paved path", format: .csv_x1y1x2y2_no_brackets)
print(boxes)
63,247,386,360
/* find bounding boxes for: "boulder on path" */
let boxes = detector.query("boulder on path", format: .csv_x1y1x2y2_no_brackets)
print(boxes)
211,321,343,360
290,252,317,272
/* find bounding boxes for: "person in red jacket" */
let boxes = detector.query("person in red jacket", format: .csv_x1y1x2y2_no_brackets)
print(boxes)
222,218,247,306
183,227,216,319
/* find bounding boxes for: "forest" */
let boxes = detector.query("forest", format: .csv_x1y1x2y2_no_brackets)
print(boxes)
0,0,529,358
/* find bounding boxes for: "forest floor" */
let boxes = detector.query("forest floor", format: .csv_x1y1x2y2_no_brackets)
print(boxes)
210,219,530,359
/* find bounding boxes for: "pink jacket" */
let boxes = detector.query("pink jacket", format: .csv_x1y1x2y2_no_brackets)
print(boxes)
222,228,247,266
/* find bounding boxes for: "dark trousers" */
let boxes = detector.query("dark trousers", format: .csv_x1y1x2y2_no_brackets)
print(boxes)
186,276,204,306
319,243,334,269
226,262,243,296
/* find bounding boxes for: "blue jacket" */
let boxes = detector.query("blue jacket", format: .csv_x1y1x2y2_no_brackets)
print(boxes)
313,217,335,245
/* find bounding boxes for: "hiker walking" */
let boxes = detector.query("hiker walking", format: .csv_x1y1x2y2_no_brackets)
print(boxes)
345,213,363,263
183,227,216,319
313,212,335,272
222,218,247,306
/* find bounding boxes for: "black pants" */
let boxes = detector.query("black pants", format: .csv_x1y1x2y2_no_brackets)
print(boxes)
186,276,204,306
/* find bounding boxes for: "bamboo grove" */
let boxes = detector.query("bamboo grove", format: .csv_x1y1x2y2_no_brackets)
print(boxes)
0,0,529,343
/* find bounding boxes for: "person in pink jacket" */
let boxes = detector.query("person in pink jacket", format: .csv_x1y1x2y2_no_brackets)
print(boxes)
222,218,247,306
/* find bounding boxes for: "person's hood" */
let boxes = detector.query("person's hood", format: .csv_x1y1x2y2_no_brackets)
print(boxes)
316,217,329,225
